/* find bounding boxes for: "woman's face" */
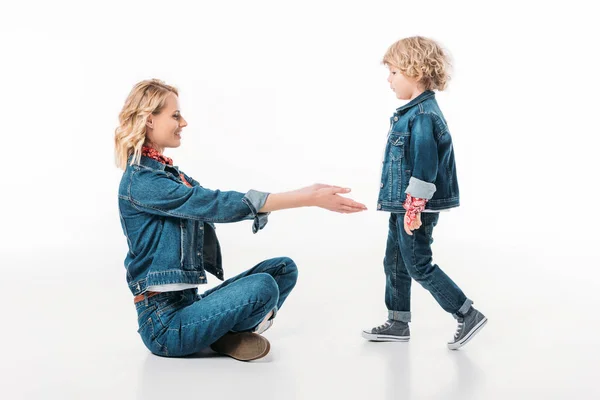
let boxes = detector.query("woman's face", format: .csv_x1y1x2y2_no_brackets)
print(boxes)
145,93,187,152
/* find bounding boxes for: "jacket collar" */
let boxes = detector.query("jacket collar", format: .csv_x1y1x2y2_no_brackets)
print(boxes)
130,154,180,172
395,90,435,113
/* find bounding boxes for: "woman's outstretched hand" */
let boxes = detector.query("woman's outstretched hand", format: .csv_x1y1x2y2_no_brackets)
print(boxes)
297,184,367,214
259,183,367,214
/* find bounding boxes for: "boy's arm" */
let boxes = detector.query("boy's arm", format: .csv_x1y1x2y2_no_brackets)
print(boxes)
406,113,438,200
402,113,438,235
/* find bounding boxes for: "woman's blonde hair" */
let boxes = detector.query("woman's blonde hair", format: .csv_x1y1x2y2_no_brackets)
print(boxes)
114,79,179,170
382,36,451,91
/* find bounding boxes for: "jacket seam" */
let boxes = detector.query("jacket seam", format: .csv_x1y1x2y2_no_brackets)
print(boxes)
408,111,448,140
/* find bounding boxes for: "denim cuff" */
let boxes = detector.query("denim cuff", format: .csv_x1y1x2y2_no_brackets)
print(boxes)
405,177,436,200
453,298,474,319
249,306,278,333
269,305,278,320
388,310,411,323
242,190,271,233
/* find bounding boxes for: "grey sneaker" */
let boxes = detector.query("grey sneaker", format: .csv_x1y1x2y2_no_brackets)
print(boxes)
447,307,487,350
362,320,410,342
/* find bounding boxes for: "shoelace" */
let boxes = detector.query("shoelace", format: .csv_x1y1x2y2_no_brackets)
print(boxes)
454,319,465,339
375,321,392,332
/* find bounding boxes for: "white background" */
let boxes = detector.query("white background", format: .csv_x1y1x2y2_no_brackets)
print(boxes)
1,1,599,399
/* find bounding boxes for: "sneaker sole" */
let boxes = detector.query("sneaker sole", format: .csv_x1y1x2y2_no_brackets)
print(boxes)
362,331,410,342
447,317,488,350
210,332,271,361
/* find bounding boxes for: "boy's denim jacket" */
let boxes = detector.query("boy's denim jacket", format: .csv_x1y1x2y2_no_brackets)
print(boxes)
118,156,269,296
377,90,460,212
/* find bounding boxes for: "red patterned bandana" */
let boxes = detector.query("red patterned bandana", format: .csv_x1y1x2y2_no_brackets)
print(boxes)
141,145,192,188
142,146,174,166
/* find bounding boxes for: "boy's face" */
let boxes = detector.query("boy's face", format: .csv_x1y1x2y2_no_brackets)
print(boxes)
387,64,419,101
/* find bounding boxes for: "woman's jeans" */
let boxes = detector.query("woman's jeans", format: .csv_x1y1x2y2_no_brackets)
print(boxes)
135,257,298,357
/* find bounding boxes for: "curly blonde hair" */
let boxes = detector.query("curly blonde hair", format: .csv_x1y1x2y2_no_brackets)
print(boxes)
114,79,179,170
382,36,451,91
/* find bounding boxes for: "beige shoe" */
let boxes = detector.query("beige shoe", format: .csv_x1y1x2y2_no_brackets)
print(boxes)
210,332,271,361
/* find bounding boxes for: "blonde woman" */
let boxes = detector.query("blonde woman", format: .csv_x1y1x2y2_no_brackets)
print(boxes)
116,79,367,361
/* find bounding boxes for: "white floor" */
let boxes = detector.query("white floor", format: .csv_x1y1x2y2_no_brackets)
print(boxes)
2,224,599,400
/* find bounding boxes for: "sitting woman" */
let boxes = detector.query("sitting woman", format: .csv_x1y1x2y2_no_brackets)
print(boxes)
115,79,367,361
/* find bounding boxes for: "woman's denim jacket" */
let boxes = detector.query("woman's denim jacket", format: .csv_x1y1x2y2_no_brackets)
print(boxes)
118,156,269,295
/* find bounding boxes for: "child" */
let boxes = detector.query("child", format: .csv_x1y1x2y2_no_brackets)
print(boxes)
362,37,487,350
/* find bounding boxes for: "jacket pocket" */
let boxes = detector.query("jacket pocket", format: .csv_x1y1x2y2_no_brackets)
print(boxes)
388,132,407,162
137,313,168,356
387,133,409,200
137,315,156,350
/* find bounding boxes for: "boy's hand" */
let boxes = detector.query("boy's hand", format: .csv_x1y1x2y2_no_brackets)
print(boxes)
403,212,422,235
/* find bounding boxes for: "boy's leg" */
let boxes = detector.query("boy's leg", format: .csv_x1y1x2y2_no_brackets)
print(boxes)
397,212,471,315
384,213,412,322
397,212,486,349
362,213,411,341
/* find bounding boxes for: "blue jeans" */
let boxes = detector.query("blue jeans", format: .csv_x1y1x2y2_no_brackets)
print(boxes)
135,257,298,357
384,213,472,322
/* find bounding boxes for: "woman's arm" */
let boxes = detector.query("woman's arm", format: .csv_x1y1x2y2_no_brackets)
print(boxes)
129,169,366,224
260,184,367,213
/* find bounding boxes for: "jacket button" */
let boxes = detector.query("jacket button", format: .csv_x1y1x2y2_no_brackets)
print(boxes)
377,203,382,210
197,252,201,256
393,116,398,121
380,183,384,188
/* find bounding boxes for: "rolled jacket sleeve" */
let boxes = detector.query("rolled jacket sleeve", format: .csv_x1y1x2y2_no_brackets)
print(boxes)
242,189,270,233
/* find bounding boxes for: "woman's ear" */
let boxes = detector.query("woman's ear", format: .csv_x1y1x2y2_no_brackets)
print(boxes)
146,116,153,129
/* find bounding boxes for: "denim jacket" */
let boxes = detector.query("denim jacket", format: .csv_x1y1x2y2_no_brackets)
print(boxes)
377,90,460,212
118,156,269,296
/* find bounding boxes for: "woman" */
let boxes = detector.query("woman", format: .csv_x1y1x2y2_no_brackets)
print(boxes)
115,79,366,361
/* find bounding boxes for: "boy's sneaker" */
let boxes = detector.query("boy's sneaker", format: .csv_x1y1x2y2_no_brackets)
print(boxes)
362,320,410,342
447,307,487,350
210,332,270,361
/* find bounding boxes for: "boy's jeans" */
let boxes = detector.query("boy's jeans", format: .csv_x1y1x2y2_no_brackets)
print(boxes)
135,257,298,357
384,213,472,322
